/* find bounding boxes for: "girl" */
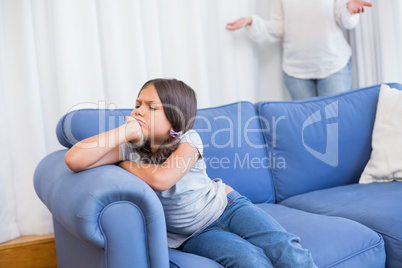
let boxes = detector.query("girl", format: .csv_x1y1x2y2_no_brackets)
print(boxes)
65,78,317,268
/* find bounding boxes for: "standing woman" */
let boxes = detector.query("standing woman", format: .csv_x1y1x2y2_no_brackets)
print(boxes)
226,0,373,100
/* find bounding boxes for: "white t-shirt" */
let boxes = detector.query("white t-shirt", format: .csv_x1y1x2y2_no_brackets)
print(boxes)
121,130,227,248
247,0,359,79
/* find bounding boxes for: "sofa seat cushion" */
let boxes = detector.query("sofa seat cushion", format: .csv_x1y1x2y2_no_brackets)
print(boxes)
280,182,402,267
168,204,385,268
169,249,223,268
257,204,385,268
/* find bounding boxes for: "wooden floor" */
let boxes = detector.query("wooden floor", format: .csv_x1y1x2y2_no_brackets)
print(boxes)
0,234,57,268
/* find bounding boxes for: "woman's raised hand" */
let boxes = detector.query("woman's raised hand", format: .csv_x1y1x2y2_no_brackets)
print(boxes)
347,0,373,15
226,17,253,31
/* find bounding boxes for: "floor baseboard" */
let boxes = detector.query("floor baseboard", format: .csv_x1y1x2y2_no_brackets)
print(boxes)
0,234,57,268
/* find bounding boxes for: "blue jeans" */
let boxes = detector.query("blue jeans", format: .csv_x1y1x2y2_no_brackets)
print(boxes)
181,191,317,268
284,61,352,100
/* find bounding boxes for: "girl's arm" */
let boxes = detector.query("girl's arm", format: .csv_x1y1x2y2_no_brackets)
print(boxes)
65,116,143,172
118,142,200,191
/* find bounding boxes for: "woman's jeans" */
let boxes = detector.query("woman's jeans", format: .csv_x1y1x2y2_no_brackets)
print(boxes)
284,61,352,100
181,191,317,268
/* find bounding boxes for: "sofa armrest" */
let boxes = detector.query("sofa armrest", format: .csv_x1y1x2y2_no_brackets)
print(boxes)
34,150,169,267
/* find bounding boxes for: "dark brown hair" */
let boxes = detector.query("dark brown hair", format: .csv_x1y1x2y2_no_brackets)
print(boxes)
136,78,197,164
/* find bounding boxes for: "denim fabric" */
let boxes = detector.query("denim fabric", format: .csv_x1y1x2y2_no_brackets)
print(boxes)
284,61,352,100
181,191,317,268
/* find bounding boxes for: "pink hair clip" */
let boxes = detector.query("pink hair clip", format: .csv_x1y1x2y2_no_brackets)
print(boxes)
170,129,183,139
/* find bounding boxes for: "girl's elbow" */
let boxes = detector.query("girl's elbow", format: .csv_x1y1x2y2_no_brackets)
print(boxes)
156,185,171,192
64,152,84,172
148,175,172,192
149,182,169,192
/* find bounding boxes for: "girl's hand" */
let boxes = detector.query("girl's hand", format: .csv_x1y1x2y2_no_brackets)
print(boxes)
226,17,253,31
347,0,373,15
125,116,144,146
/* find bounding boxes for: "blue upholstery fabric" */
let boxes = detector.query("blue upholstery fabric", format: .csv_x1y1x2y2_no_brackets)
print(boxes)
56,108,131,148
193,102,275,204
34,150,169,268
53,219,106,268
169,249,223,268
280,182,402,268
167,203,386,268
257,83,402,202
256,203,385,268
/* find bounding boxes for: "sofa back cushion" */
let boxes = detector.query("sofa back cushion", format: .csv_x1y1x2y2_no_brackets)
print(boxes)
194,102,275,204
56,109,132,148
56,102,275,204
257,83,402,202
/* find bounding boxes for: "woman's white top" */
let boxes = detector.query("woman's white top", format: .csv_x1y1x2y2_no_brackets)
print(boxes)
247,0,360,79
121,130,227,248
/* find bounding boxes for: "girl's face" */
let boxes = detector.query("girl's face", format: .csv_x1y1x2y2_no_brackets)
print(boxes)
131,85,173,149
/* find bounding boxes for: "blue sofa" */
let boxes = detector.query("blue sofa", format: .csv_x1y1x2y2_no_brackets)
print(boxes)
34,83,402,268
